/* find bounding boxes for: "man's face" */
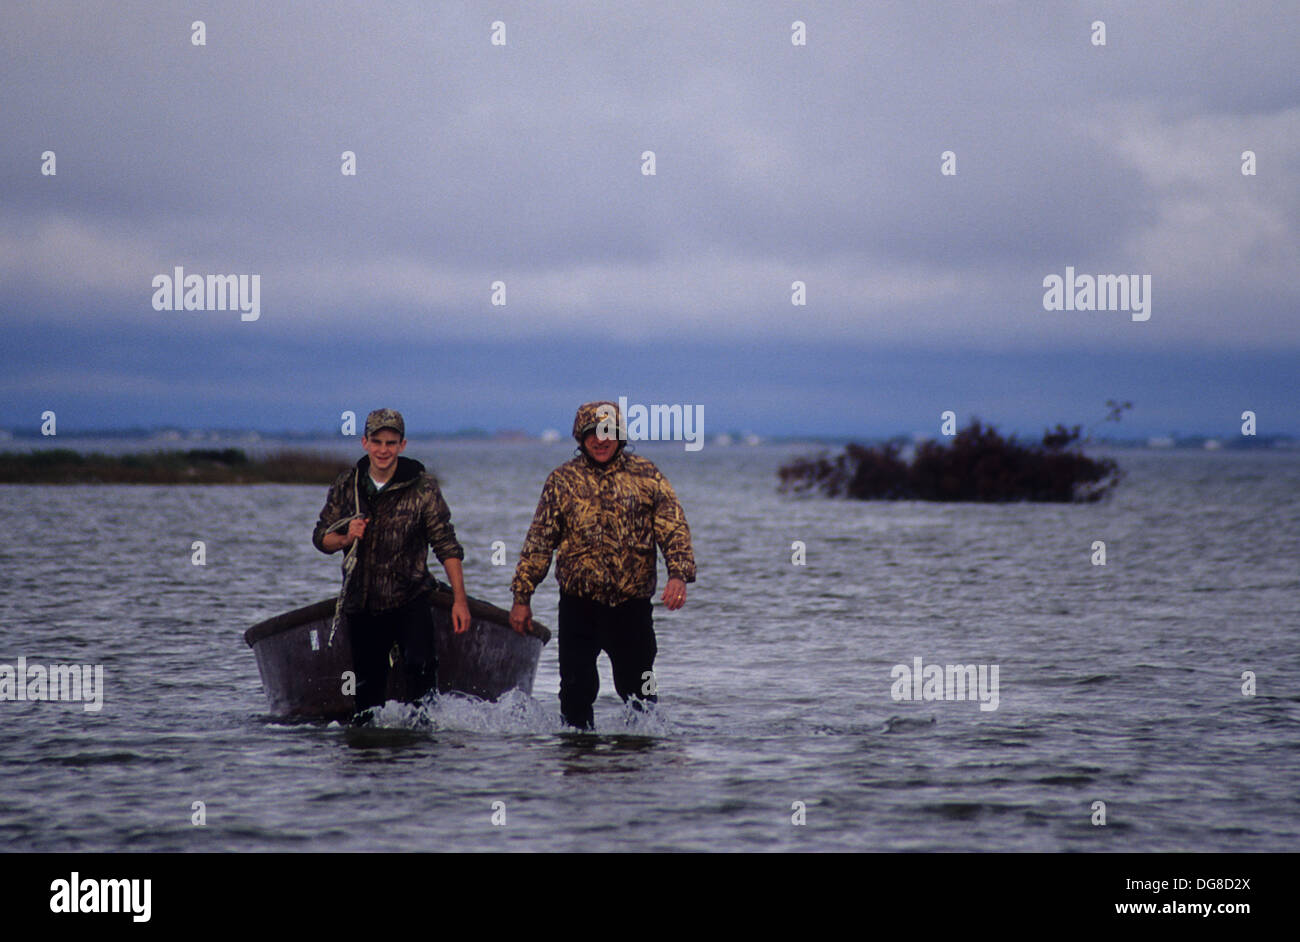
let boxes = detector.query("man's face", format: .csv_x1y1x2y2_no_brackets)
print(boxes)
582,429,619,464
363,430,406,473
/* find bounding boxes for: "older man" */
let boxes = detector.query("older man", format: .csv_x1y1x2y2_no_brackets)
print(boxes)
510,401,696,729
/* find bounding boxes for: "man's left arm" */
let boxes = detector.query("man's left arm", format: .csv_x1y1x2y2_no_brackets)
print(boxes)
422,480,471,633
652,473,695,610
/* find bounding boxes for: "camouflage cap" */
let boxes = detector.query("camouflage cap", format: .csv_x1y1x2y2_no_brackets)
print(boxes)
364,408,405,439
572,401,621,442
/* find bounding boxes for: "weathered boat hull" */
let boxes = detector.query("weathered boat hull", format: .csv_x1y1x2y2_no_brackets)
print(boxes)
244,586,550,720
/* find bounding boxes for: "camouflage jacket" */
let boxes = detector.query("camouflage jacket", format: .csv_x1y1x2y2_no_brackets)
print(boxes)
511,450,696,607
312,455,464,614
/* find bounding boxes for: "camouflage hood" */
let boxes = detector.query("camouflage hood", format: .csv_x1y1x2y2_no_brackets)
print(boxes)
571,400,621,442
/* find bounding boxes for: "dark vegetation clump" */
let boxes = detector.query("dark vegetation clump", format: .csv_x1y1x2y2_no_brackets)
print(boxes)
0,449,351,484
778,420,1121,503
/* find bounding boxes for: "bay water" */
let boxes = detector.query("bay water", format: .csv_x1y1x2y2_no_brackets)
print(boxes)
1,442,1297,851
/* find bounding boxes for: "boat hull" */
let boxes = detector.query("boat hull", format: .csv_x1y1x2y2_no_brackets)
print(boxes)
244,586,549,720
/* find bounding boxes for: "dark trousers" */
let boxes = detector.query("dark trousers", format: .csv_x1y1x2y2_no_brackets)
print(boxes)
558,593,657,730
348,594,438,715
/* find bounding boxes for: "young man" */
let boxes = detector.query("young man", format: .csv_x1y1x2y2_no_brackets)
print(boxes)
509,400,696,729
313,408,470,719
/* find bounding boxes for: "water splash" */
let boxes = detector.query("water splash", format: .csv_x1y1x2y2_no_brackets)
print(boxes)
415,689,563,733
618,698,678,736
351,689,678,737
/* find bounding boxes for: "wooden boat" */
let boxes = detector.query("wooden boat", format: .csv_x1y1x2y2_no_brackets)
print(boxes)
244,582,550,720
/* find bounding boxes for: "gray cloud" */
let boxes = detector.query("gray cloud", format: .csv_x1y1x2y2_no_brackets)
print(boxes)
2,0,1297,353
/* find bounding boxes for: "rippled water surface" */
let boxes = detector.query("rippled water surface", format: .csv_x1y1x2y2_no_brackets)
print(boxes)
1,443,1297,851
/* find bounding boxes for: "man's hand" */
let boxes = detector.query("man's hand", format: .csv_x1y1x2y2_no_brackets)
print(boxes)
440,558,471,634
509,602,534,636
662,577,687,611
345,516,368,547
321,516,367,552
451,598,471,635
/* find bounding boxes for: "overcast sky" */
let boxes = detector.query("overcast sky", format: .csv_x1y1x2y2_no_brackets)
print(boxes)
2,1,1296,437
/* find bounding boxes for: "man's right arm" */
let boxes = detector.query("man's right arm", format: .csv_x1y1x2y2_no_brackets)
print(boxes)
510,473,564,603
509,473,564,633
312,472,353,554
320,528,355,553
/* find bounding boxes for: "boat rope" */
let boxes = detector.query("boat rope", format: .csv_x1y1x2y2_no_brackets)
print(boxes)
326,536,359,649
324,470,364,649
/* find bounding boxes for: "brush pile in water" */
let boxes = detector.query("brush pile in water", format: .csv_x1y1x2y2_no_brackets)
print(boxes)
778,421,1120,503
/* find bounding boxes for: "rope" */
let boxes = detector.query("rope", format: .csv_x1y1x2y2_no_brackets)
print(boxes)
326,534,360,649
324,470,365,649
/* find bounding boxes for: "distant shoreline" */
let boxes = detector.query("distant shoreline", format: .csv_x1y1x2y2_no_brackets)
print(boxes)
0,449,351,484
1,433,1294,452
